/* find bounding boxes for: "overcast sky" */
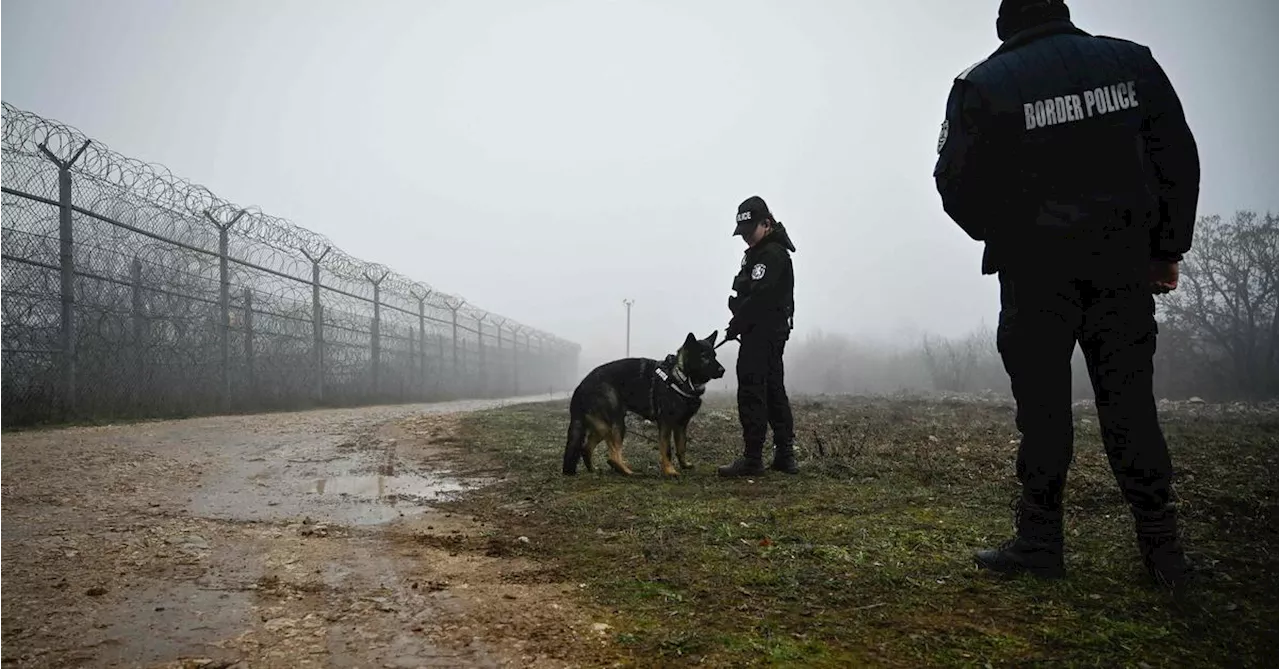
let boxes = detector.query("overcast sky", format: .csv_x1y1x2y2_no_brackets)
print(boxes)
4,0,1277,371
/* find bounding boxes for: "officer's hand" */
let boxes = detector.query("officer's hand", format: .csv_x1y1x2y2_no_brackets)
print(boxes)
1150,260,1179,294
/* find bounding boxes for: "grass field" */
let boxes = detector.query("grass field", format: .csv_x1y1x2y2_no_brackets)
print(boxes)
432,393,1277,668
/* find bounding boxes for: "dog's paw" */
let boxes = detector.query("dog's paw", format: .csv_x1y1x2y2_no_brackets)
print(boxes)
661,467,681,478
678,459,693,470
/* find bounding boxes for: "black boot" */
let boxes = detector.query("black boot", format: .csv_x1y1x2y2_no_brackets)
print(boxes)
719,443,765,478
974,496,1066,579
770,442,799,474
1134,503,1190,591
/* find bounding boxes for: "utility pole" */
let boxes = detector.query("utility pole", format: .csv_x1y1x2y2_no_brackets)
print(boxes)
622,298,634,358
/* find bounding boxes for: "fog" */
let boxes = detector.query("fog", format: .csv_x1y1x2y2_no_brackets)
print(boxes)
4,0,1277,398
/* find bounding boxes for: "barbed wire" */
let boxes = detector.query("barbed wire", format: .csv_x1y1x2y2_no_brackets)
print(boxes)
1,102,574,344
1,101,579,426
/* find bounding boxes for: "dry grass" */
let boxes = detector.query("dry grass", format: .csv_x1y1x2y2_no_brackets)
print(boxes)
428,393,1278,667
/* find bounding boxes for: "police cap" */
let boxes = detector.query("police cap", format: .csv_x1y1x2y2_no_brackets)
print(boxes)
733,195,773,236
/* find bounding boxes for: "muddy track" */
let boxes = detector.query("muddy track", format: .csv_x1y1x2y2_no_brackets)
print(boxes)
1,396,610,669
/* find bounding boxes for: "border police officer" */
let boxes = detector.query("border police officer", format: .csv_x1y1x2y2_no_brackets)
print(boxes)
719,196,799,478
933,0,1201,590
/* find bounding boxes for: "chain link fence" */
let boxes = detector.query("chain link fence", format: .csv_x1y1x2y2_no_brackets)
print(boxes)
1,102,580,428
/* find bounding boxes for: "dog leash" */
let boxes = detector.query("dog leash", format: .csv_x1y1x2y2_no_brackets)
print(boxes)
715,335,737,350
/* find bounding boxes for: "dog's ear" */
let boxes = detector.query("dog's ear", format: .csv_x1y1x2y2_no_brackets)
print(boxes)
704,330,718,345
684,332,697,348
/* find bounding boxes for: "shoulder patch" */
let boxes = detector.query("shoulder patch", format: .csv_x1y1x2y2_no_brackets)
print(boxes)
956,58,988,81
750,263,766,281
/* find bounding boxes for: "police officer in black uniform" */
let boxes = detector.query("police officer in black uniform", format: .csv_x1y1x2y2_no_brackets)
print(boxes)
719,196,799,478
933,0,1200,590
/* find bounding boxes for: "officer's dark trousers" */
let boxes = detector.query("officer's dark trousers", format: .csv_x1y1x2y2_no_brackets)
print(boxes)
737,332,795,455
996,270,1173,518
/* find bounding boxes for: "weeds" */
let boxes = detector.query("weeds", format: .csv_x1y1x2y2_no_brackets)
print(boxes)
427,394,1278,667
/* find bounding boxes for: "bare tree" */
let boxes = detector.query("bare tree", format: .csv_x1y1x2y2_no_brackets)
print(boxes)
1158,211,1279,399
918,323,1009,395
922,332,979,392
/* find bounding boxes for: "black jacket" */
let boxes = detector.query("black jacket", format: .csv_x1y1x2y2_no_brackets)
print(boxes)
933,20,1201,276
728,226,795,339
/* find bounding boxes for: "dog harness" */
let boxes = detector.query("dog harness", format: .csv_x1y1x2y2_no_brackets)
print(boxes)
654,354,701,399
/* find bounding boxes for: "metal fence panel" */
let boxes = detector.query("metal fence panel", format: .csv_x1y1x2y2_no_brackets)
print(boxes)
1,102,580,427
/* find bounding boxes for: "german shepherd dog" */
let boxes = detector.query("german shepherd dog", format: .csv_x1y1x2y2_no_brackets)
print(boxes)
562,331,726,477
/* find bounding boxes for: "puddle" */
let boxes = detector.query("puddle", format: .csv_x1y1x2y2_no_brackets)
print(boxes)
313,470,493,526
308,473,471,501
192,463,488,527
298,471,486,526
184,397,548,528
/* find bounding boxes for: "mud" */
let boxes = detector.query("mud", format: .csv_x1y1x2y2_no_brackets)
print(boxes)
1,395,610,669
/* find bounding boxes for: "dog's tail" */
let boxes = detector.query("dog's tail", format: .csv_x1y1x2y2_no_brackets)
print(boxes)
562,412,587,475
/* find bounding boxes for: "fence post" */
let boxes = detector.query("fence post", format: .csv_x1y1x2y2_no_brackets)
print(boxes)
57,156,76,415
243,287,255,405
365,270,389,397
37,139,90,417
407,326,416,401
436,331,445,394
372,283,380,396
205,208,246,413
130,257,145,411
446,299,463,394
219,223,230,411
512,326,524,396
523,331,532,396
411,288,430,399
316,303,325,401
476,313,489,398
418,303,427,397
494,322,504,398
301,246,330,403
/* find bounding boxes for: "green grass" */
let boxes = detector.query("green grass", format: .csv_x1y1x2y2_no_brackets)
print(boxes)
429,394,1278,668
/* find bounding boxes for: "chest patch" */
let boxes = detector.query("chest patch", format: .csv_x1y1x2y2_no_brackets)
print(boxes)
751,263,766,280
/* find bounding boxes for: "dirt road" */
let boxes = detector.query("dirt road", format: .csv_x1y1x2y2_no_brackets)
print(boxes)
1,396,607,669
